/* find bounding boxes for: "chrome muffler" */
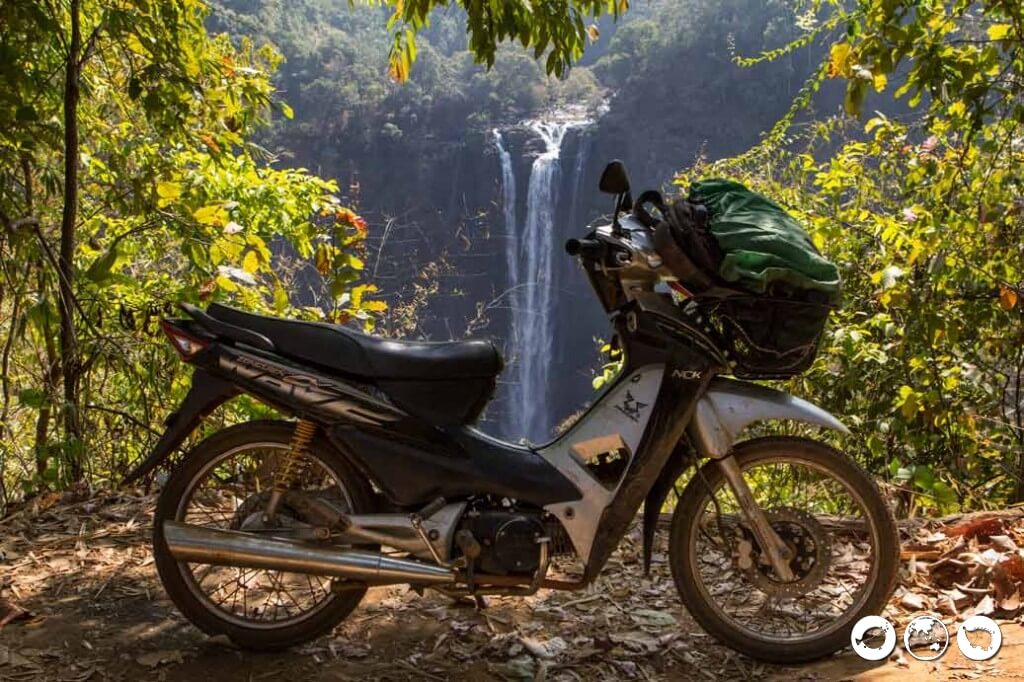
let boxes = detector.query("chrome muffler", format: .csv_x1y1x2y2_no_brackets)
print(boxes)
162,521,455,585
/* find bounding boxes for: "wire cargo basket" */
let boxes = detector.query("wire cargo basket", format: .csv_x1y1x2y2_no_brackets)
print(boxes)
687,295,835,380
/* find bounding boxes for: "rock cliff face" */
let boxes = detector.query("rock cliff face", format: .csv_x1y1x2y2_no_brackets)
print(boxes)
356,117,613,442
224,0,845,441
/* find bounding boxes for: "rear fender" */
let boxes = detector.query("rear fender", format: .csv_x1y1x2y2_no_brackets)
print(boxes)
122,369,238,483
688,377,849,458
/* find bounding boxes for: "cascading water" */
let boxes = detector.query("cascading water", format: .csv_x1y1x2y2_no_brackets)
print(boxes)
493,130,518,290
495,116,590,442
568,131,592,236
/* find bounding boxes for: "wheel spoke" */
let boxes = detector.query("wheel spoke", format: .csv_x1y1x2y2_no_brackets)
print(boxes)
168,440,360,628
681,445,888,646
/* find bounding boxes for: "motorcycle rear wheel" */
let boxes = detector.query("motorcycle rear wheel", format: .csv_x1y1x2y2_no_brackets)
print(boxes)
669,436,899,663
152,420,373,650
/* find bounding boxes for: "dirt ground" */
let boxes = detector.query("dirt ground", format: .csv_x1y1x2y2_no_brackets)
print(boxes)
2,492,1023,681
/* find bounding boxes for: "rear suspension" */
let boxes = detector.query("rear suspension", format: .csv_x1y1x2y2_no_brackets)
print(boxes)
264,419,317,521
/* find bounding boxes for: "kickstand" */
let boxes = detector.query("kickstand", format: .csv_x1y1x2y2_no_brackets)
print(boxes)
447,593,487,609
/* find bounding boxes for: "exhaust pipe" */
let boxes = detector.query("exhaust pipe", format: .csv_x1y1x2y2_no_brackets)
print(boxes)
162,521,454,585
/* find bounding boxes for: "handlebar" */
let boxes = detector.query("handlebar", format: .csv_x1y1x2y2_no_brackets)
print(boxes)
564,238,605,259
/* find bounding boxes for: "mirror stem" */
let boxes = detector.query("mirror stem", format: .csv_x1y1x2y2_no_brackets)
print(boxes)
611,194,623,236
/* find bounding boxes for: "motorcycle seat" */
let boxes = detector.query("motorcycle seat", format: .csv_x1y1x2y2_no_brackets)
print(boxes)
205,303,503,381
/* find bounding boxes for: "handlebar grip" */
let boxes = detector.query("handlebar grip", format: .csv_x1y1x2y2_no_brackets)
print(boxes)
565,238,604,258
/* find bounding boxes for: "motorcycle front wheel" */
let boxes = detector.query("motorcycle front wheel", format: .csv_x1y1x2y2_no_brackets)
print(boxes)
669,436,899,663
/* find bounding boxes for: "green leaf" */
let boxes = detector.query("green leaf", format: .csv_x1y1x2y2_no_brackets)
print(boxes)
273,284,289,312
894,466,913,483
242,249,259,274
844,80,867,116
913,465,935,491
26,298,55,335
17,388,47,408
897,385,920,420
156,180,181,208
86,243,119,283
987,24,1011,41
15,105,38,122
193,204,225,226
931,481,957,507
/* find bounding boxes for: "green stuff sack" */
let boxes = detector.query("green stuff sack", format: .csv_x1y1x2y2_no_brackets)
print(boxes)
689,179,840,304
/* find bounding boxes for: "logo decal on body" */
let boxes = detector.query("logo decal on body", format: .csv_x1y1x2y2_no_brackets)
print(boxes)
615,390,648,423
672,369,703,380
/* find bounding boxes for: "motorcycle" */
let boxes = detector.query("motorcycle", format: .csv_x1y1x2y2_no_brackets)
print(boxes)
127,161,898,663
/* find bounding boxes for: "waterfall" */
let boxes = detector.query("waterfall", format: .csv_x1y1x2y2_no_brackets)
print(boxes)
493,130,518,289
499,117,590,442
568,130,592,234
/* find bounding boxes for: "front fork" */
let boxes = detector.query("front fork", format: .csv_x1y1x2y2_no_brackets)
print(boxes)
717,455,796,582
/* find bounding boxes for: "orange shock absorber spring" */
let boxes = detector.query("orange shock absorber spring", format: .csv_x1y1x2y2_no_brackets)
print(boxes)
275,419,317,491
264,419,317,521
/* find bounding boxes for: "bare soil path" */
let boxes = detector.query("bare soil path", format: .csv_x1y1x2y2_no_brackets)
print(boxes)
2,492,1023,681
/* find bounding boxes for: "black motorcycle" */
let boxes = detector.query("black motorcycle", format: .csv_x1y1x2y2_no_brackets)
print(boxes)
128,162,898,663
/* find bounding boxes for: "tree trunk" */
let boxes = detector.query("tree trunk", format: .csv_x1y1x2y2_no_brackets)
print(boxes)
59,0,83,483
1,158,34,440
35,269,57,481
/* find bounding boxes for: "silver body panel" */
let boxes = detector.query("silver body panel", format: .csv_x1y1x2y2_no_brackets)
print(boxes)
688,377,849,458
539,365,664,560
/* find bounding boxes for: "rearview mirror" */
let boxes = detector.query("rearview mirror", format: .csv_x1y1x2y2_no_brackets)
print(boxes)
599,160,630,195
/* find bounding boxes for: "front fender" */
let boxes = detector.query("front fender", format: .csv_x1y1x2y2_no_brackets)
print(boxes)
688,377,849,458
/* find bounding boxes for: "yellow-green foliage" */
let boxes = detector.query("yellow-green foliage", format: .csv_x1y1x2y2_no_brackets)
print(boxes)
683,0,1024,513
0,1,382,501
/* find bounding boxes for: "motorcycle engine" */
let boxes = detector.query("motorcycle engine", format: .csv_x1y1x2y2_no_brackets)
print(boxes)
459,509,547,575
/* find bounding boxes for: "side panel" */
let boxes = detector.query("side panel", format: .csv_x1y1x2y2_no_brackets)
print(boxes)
214,346,408,427
125,343,414,483
537,300,718,572
327,425,582,509
581,345,713,579
538,365,665,562
688,377,849,458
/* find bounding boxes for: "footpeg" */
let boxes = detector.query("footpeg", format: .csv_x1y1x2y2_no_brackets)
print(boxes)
413,497,447,523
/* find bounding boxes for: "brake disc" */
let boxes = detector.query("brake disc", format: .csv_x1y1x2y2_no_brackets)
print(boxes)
734,507,831,598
